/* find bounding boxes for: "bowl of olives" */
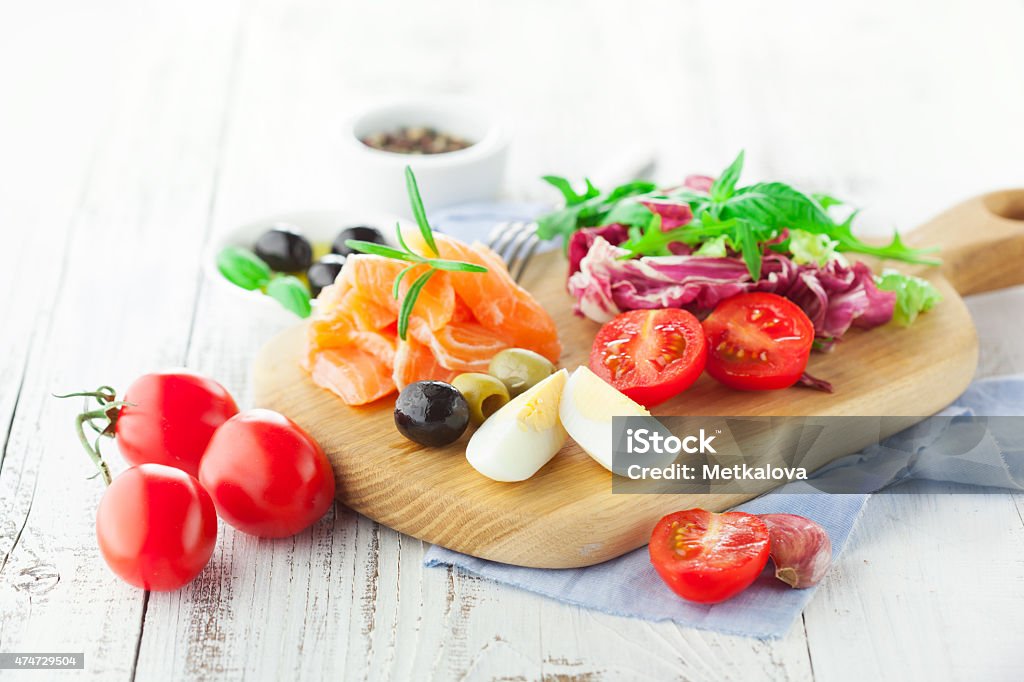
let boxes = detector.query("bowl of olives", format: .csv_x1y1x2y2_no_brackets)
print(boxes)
206,210,409,319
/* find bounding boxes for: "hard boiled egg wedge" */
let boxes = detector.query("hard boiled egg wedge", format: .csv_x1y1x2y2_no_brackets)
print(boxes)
466,368,569,482
559,366,650,471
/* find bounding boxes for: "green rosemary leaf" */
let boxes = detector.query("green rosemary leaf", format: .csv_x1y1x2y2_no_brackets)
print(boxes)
405,166,439,257
398,269,436,340
392,265,414,300
426,259,488,273
345,240,421,262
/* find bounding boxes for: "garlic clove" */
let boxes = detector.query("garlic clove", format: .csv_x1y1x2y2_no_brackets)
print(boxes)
760,513,833,589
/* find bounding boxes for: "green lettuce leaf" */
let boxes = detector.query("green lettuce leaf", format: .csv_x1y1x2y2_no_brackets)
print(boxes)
875,271,942,325
788,229,839,266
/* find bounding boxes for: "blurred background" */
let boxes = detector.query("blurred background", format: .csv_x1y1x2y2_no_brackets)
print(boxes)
4,0,1023,238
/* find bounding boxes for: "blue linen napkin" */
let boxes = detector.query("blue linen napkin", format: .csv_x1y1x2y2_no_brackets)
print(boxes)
425,203,1024,639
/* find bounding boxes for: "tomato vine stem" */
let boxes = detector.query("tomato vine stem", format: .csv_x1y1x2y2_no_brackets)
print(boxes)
54,386,132,487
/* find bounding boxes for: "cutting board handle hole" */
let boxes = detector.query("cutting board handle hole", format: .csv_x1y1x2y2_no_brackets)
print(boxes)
983,190,1024,222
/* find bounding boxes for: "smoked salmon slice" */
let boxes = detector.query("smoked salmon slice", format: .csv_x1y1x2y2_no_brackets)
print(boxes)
305,231,561,406
309,347,396,406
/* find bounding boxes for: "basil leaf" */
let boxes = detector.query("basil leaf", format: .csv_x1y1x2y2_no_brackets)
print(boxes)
266,275,312,318
723,182,832,233
345,240,422,262
405,166,439,256
398,269,436,340
217,246,271,291
736,221,762,280
710,150,744,202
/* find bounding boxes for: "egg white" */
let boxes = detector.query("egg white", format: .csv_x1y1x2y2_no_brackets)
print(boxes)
466,369,569,482
559,366,650,471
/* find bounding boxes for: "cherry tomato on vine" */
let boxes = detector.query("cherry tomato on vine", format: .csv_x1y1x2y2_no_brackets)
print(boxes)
199,409,336,538
649,508,770,604
115,370,239,477
589,309,707,407
702,293,814,391
96,464,217,591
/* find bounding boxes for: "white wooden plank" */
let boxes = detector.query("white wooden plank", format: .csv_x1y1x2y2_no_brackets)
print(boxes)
0,2,243,680
803,484,1024,681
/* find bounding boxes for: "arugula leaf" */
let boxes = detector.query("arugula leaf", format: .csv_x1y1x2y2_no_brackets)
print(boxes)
603,199,655,227
405,166,439,257
542,175,600,206
398,269,436,340
832,224,939,265
875,271,942,325
535,179,657,242
710,150,744,202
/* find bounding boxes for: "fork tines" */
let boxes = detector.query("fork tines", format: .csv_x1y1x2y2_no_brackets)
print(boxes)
485,221,540,283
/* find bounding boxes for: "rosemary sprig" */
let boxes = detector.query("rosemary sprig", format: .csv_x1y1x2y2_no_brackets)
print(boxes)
345,166,487,340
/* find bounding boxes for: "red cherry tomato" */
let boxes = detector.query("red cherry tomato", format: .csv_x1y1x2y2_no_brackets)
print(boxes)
589,309,707,407
199,409,336,538
702,293,814,391
96,464,217,591
116,370,238,477
649,508,770,604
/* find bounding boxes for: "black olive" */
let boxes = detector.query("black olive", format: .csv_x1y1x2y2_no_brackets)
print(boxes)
307,254,347,298
254,225,313,272
394,381,469,447
333,225,385,256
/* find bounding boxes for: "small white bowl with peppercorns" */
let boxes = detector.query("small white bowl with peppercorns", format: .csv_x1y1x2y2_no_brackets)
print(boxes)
342,96,510,216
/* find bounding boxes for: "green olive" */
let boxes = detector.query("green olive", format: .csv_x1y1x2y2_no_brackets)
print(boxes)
487,348,555,397
452,373,510,426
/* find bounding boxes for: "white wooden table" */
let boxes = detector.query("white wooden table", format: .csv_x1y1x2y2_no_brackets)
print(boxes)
2,1,1023,679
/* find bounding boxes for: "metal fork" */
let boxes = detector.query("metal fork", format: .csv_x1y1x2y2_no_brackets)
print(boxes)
486,221,540,283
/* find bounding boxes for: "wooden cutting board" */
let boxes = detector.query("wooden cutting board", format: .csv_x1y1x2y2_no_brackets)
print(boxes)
253,190,1024,568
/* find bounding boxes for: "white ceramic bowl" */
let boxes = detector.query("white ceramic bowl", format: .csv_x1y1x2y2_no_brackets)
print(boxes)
205,209,408,316
341,97,510,216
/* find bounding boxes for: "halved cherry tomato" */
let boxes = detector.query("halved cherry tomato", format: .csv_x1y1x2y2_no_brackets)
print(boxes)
116,370,239,477
96,464,218,591
589,309,707,407
702,293,814,391
649,508,770,604
199,409,336,538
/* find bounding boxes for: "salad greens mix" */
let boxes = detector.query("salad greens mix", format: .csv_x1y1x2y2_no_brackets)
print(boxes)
539,151,943,336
